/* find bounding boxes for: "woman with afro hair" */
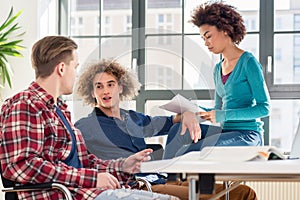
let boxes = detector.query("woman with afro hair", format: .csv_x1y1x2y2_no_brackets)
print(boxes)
164,2,271,158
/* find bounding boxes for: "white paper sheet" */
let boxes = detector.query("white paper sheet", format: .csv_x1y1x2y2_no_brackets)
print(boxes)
159,94,202,113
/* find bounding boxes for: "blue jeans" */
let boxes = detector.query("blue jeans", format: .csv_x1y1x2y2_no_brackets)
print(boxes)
163,123,263,159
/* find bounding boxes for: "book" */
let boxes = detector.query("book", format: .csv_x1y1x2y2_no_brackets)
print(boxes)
159,94,204,113
183,146,287,162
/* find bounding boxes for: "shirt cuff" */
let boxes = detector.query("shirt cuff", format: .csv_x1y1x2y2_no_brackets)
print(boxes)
216,110,225,122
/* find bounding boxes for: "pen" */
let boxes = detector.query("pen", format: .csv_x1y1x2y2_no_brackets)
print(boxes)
198,105,211,112
187,96,211,112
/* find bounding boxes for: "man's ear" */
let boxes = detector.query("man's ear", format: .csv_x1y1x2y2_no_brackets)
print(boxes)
119,85,123,94
56,62,65,76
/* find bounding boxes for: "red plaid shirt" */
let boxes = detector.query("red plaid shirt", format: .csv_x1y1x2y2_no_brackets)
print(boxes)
0,82,131,200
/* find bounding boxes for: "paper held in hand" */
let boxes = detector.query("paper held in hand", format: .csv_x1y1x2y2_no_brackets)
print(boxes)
159,94,203,113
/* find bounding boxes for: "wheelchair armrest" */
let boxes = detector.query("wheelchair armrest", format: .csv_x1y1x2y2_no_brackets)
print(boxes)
2,182,72,200
134,178,152,192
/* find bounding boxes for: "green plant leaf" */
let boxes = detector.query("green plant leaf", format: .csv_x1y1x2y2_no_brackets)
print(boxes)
0,56,13,88
0,8,22,33
0,7,25,88
2,66,12,88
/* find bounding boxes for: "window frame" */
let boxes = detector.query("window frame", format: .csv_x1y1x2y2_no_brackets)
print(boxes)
58,0,300,146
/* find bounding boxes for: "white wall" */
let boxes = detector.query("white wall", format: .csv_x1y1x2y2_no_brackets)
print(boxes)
0,0,38,100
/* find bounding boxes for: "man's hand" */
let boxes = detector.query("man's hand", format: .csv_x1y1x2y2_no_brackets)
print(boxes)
96,172,121,189
181,111,201,143
122,148,153,174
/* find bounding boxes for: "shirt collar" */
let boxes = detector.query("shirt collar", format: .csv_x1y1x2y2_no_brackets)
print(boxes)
94,107,128,119
29,81,67,110
94,107,106,117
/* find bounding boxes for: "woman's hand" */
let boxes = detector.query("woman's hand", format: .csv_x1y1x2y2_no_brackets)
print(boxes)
121,148,153,174
198,110,216,124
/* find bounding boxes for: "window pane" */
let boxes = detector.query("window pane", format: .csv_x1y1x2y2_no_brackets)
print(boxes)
270,100,300,152
73,37,131,74
274,0,300,31
72,37,132,120
101,37,132,66
70,0,100,36
274,34,300,84
70,0,132,36
239,34,259,59
145,35,182,90
183,36,218,89
146,0,181,34
72,38,100,71
184,0,212,33
101,0,132,35
225,0,260,32
40,0,57,36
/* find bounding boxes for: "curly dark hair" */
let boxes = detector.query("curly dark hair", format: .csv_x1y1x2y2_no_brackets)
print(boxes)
76,59,141,106
190,2,246,44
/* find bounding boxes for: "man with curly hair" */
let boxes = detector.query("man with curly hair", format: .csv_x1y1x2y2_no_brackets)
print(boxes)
75,59,257,200
75,59,191,160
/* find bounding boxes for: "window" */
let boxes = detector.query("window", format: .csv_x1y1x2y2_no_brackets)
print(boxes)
275,48,282,61
273,0,300,85
275,17,282,30
59,0,300,150
125,15,132,32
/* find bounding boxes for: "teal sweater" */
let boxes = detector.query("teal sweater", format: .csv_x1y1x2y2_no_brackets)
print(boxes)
214,51,270,133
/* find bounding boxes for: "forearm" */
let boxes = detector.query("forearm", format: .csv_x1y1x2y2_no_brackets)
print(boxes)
172,113,182,123
216,102,270,122
95,157,131,185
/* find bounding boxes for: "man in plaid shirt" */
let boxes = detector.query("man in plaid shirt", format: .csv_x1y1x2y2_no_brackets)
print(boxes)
0,36,177,200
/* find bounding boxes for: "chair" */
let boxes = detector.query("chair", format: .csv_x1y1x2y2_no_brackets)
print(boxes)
0,166,72,200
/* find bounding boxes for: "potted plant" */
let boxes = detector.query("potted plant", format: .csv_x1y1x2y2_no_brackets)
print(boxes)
0,7,24,89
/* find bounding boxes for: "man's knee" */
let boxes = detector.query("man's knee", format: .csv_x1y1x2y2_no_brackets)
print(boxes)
151,183,189,200
166,123,182,144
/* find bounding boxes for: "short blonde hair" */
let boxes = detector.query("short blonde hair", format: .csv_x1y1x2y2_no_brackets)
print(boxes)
76,59,141,106
31,36,77,78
